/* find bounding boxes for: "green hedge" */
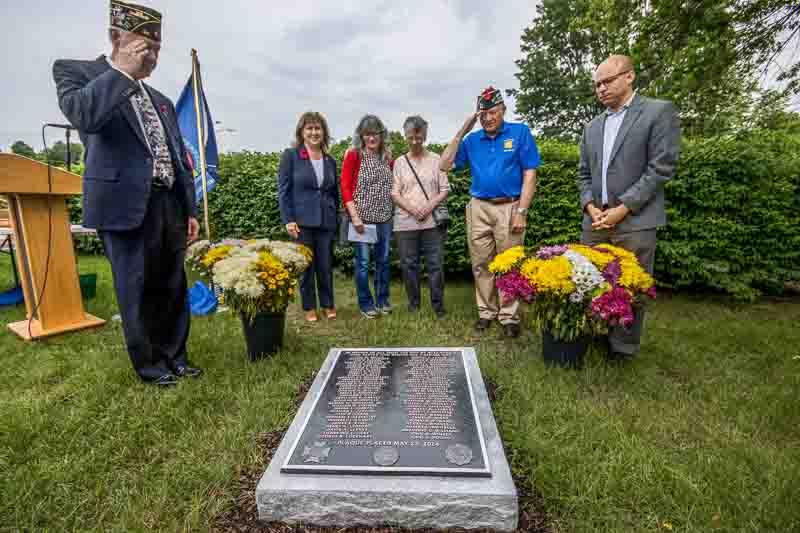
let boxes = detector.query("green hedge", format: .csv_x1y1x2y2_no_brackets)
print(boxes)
69,130,800,301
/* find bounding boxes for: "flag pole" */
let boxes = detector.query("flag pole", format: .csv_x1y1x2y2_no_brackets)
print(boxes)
191,48,212,241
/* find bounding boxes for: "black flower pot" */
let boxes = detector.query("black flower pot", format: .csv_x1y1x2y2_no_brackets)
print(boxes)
240,311,286,361
542,329,589,369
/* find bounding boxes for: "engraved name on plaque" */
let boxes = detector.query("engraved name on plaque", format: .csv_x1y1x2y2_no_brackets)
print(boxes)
283,348,490,476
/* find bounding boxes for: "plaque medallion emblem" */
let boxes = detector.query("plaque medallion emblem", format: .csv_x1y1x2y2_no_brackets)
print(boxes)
302,441,331,464
373,446,400,466
445,444,473,466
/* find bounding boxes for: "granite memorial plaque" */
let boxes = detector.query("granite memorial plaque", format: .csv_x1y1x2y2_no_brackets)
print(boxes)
281,348,490,476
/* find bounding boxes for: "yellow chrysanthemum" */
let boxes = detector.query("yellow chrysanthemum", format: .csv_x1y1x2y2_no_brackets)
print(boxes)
201,245,232,268
297,244,314,263
521,256,575,295
256,251,291,290
489,246,526,274
567,244,616,269
594,243,637,262
618,258,654,292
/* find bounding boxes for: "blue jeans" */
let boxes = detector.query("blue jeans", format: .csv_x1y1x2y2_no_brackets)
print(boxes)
353,221,392,312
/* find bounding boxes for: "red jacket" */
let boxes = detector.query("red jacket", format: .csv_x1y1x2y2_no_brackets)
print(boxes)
340,148,394,204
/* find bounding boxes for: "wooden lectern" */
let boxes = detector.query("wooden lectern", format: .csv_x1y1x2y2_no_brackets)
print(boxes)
0,153,105,340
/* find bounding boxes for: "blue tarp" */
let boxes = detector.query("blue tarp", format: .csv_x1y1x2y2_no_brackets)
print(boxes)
0,286,23,306
188,281,217,316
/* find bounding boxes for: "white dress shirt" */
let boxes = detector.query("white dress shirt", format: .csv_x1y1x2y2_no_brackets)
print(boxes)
601,91,636,206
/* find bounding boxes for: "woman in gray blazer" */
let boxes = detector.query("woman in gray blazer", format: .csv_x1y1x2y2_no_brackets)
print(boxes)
278,111,340,322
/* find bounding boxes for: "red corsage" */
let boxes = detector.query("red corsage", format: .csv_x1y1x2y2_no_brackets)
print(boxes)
160,104,169,114
298,147,310,160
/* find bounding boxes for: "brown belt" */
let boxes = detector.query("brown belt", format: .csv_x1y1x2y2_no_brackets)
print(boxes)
476,196,519,205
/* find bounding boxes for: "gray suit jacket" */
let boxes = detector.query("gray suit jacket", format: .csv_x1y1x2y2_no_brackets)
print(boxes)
577,94,681,232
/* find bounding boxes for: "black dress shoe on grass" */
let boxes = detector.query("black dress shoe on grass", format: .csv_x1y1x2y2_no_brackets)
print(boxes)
474,318,492,331
503,323,521,338
150,374,179,386
173,365,203,378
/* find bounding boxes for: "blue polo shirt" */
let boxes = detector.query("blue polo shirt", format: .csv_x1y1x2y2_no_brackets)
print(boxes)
454,121,541,199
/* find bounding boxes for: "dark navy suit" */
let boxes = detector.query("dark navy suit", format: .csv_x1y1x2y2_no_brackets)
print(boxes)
278,147,339,311
53,55,197,381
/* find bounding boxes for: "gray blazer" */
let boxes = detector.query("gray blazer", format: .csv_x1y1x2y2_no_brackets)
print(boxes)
577,94,681,232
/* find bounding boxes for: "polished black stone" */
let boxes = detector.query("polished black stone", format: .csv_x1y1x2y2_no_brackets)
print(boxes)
282,349,490,476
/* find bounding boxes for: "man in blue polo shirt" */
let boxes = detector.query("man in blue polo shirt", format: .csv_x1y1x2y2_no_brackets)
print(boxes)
440,86,540,337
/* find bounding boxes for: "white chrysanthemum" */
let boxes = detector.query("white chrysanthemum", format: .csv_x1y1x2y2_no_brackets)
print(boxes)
564,250,605,301
234,275,264,298
213,256,256,290
270,247,308,269
186,239,210,261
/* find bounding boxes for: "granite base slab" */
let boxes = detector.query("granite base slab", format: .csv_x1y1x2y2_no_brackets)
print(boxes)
255,347,518,531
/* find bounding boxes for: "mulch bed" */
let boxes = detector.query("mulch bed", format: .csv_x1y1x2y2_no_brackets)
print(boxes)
211,374,553,533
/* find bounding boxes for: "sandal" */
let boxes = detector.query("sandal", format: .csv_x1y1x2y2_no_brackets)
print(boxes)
304,310,318,322
323,308,337,320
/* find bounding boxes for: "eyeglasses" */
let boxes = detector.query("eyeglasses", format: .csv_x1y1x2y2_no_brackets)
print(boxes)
594,70,631,90
362,131,384,138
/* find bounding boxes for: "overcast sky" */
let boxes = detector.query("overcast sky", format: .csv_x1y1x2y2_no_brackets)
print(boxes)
1,0,539,153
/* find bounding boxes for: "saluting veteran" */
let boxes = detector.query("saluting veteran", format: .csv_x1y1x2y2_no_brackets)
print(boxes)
440,87,541,338
53,1,201,386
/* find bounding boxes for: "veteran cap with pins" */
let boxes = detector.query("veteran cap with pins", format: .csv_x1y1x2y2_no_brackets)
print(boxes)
477,86,504,111
110,0,163,42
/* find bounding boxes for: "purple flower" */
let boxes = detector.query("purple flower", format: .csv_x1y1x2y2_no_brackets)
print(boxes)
603,258,622,286
535,245,568,259
646,286,657,299
496,271,536,304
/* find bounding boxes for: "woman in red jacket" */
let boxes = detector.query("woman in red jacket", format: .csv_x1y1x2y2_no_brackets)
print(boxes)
340,115,394,319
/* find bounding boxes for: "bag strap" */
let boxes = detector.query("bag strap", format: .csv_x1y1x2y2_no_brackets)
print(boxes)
404,154,431,202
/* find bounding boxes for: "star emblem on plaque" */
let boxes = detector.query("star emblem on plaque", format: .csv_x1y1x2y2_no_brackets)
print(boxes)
302,441,331,464
445,444,473,466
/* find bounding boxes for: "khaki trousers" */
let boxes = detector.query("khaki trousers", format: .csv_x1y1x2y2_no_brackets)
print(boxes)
466,198,525,324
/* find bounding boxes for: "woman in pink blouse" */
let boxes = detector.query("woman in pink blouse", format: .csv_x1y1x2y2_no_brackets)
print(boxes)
391,116,450,317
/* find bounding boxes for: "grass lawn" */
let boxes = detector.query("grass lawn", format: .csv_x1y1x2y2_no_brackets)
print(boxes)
1,253,799,532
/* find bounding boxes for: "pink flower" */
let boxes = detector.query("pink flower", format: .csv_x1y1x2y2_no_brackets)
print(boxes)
496,271,536,304
160,104,168,114
591,287,635,329
298,147,310,160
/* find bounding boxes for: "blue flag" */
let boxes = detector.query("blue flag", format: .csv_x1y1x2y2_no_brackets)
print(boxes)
176,76,219,205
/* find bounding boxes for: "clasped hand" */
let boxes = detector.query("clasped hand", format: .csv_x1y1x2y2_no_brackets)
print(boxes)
589,204,630,230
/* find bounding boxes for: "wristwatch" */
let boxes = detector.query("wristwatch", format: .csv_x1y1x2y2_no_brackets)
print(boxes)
516,207,529,215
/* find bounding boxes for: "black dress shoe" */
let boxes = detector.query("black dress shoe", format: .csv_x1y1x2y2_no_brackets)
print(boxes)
173,365,203,378
503,323,521,338
150,374,179,386
608,351,634,363
474,318,492,331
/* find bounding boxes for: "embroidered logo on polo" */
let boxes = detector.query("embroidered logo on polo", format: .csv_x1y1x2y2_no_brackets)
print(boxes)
504,139,514,151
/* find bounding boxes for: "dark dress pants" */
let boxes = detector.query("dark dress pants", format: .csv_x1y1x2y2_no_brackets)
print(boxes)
581,227,657,356
99,188,190,381
395,227,445,313
297,226,335,311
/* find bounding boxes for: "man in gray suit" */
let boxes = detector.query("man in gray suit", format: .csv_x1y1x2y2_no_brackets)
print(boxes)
578,55,681,360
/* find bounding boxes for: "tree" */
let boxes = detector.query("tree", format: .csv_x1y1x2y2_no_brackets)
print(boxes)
11,140,37,159
511,0,800,139
42,141,83,168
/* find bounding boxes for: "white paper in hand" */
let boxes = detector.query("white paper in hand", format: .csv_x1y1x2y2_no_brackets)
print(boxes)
348,222,378,244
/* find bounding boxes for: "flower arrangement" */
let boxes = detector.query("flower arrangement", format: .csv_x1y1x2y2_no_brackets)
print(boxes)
489,243,656,342
186,239,312,320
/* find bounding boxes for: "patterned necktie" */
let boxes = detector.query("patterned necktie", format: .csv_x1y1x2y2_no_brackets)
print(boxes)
132,89,175,188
